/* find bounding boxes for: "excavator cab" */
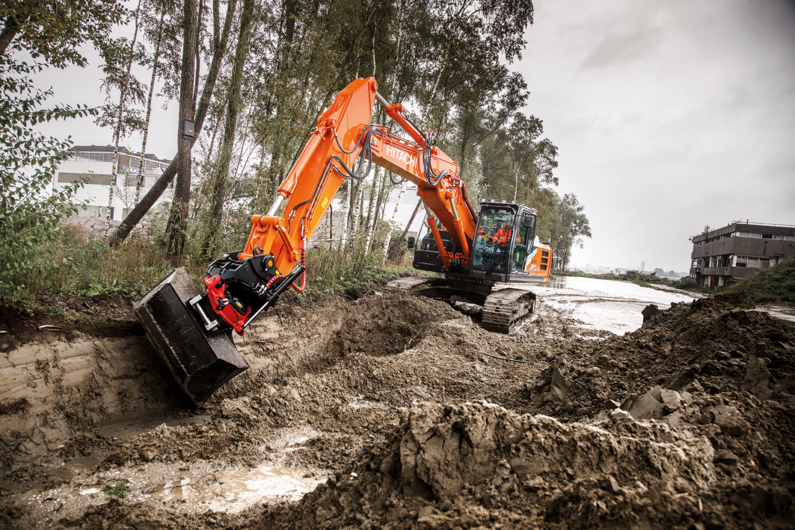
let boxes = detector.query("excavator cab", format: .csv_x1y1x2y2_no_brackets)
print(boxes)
469,200,549,284
412,200,550,284
402,199,550,333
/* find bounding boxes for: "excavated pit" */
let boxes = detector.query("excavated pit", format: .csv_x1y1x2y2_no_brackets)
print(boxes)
0,286,793,529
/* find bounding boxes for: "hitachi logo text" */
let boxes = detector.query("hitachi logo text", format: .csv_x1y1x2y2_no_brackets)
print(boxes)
385,145,415,169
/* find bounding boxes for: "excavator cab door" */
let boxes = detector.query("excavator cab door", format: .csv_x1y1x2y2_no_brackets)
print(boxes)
511,212,537,274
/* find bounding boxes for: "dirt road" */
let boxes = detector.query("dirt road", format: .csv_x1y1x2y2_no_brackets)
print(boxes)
0,282,793,529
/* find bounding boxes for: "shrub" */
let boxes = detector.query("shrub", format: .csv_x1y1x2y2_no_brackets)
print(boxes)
0,59,93,299
724,257,795,303
673,276,698,289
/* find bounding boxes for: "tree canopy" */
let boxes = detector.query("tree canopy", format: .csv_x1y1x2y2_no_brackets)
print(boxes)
2,0,591,271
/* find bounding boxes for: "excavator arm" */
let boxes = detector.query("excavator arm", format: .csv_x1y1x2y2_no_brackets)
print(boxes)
135,77,486,404
212,77,478,334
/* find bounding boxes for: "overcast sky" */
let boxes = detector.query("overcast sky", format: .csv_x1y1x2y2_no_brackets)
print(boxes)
34,0,795,272
519,0,795,271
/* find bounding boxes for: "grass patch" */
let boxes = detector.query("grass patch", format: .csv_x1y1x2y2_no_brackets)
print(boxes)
102,483,130,499
555,269,674,288
395,321,414,336
0,220,421,307
723,257,795,303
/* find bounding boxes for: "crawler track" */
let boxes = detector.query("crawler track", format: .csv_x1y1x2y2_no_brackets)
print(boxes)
481,288,536,334
387,277,536,334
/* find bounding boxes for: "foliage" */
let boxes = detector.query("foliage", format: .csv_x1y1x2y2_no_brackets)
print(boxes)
95,32,148,137
1,0,125,299
2,0,591,304
547,193,591,270
2,205,413,303
304,239,398,293
0,59,94,298
556,269,669,289
102,482,130,499
673,276,698,289
0,0,124,68
344,283,362,299
724,257,795,303
6,223,173,300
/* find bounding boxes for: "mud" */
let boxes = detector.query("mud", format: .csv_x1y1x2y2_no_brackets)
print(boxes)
1,283,793,529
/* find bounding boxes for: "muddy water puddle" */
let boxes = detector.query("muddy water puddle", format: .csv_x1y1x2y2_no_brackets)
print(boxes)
15,426,329,522
509,275,698,336
147,463,325,513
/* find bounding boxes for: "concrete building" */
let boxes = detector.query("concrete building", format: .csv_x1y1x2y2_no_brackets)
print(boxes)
690,221,795,289
54,145,172,221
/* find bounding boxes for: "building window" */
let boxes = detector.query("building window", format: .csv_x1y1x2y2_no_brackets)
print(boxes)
58,172,113,186
735,256,769,269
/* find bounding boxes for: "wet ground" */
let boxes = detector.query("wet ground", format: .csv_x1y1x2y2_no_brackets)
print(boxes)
531,275,698,336
0,277,793,529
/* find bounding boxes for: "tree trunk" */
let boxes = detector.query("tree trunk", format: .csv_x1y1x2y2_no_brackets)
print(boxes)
356,180,365,227
193,0,204,105
0,14,22,57
364,169,380,256
512,159,519,203
110,0,238,247
381,179,407,263
348,180,364,250
387,199,422,261
201,0,256,259
105,0,143,237
337,184,350,250
135,8,166,205
165,0,199,259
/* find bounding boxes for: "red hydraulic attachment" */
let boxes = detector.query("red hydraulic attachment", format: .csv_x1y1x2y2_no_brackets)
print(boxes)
204,275,250,334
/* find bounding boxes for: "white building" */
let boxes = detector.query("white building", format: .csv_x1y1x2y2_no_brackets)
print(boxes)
54,145,172,221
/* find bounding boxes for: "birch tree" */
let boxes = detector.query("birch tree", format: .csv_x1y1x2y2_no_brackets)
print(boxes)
96,0,146,235
201,0,257,258
135,1,169,205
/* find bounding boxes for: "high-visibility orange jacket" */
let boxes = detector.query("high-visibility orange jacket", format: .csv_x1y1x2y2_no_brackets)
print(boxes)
494,226,510,245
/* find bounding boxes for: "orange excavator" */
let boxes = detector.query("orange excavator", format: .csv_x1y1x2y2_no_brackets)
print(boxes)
134,77,551,404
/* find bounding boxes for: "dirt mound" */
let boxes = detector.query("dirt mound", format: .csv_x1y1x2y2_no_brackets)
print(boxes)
521,293,795,422
329,293,463,358
3,286,795,529
252,402,739,529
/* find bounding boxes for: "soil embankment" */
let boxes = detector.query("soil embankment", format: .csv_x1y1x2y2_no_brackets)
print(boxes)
0,287,793,529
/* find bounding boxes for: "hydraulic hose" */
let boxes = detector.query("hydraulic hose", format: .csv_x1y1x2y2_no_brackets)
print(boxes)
291,242,307,292
389,171,406,185
262,243,306,294
288,127,374,227
422,132,448,187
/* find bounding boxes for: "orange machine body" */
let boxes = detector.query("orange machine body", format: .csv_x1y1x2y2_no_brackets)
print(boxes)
523,242,553,282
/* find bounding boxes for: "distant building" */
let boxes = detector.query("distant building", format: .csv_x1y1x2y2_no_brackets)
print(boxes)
54,145,172,221
690,221,795,289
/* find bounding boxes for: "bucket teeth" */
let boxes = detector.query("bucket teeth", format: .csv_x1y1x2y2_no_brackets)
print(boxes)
134,268,248,405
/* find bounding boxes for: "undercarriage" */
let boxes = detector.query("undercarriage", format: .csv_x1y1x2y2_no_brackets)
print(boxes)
385,275,537,334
